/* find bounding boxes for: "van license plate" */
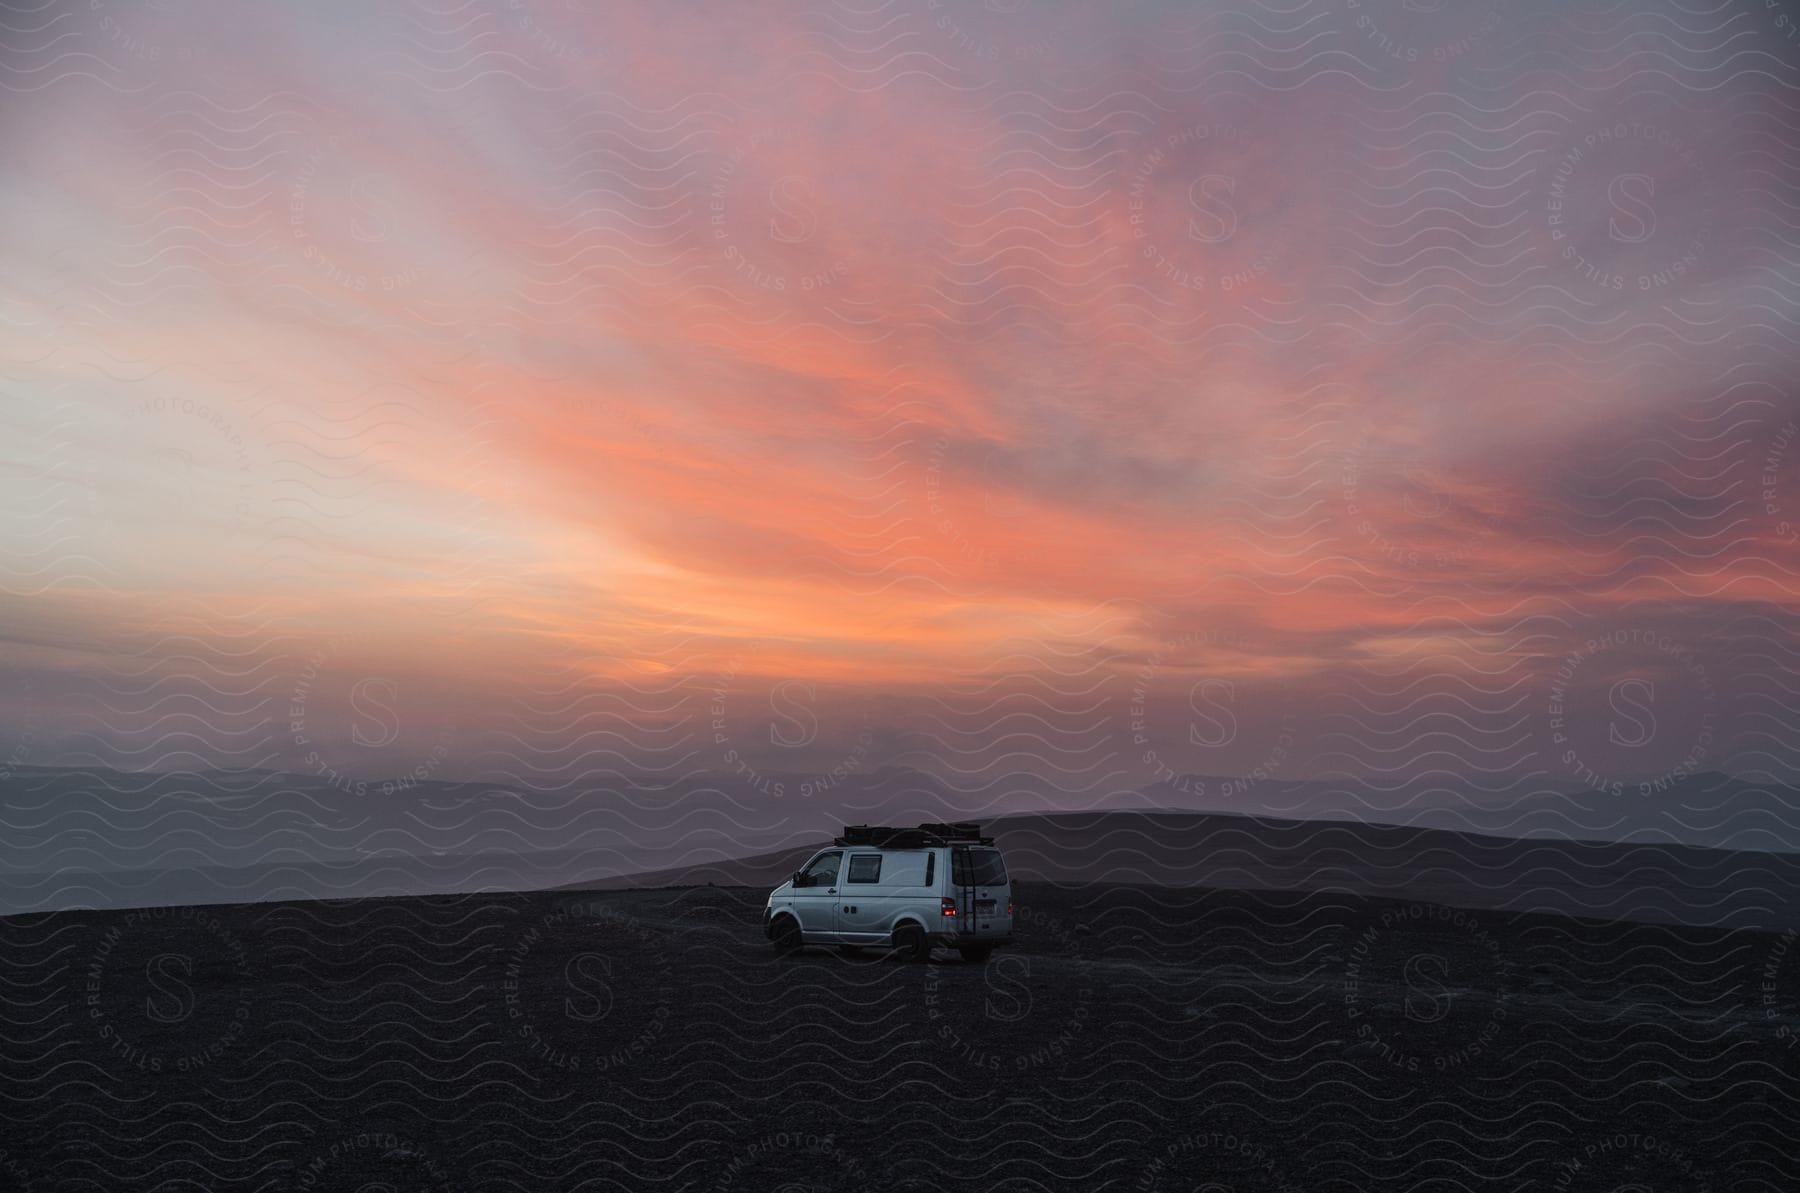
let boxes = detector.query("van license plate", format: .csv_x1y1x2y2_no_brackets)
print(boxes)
977,900,994,913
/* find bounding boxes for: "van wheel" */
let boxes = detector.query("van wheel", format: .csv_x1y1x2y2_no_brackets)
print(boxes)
892,923,930,963
957,943,994,964
770,915,802,954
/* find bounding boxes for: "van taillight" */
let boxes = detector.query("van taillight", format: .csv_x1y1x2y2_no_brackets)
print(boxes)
940,898,957,917
1006,897,1014,916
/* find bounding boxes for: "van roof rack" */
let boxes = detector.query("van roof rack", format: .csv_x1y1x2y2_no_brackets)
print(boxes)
834,821,993,848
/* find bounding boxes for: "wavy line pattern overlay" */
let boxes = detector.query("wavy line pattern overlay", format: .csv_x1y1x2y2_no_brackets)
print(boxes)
4,0,1800,1189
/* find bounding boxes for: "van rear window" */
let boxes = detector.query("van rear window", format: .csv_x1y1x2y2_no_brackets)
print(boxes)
952,848,1007,886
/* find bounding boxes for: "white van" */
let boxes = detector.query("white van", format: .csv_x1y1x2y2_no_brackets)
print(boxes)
763,822,1013,963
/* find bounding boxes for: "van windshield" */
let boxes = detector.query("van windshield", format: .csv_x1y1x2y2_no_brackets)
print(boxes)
952,848,1007,886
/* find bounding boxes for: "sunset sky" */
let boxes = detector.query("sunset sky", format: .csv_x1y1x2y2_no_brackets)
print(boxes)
2,0,1797,809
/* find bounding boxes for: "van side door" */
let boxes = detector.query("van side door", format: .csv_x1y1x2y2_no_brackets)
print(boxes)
837,850,933,943
834,851,888,943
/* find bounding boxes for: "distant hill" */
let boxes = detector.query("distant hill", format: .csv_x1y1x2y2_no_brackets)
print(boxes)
563,807,1800,933
6,764,1800,920
1133,769,1800,856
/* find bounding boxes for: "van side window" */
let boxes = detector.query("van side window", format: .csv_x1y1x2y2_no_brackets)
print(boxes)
846,854,881,883
924,853,933,886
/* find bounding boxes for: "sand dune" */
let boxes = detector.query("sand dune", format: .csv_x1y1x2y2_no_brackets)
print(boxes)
2,878,1790,1191
570,808,1800,932
10,766,1800,930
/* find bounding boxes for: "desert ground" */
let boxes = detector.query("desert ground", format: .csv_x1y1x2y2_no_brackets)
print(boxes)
3,879,1796,1192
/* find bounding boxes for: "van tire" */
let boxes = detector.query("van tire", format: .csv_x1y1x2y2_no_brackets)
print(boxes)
770,915,802,954
892,923,930,963
957,943,994,964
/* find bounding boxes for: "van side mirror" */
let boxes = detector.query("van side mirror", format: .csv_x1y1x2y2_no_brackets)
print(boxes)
792,871,806,888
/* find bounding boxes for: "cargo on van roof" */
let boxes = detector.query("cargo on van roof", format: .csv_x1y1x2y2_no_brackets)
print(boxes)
834,822,993,847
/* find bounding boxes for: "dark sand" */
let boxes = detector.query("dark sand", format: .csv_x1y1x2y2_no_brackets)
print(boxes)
2,881,1795,1191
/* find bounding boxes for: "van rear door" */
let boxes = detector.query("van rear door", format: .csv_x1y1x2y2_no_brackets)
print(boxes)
950,846,1010,938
